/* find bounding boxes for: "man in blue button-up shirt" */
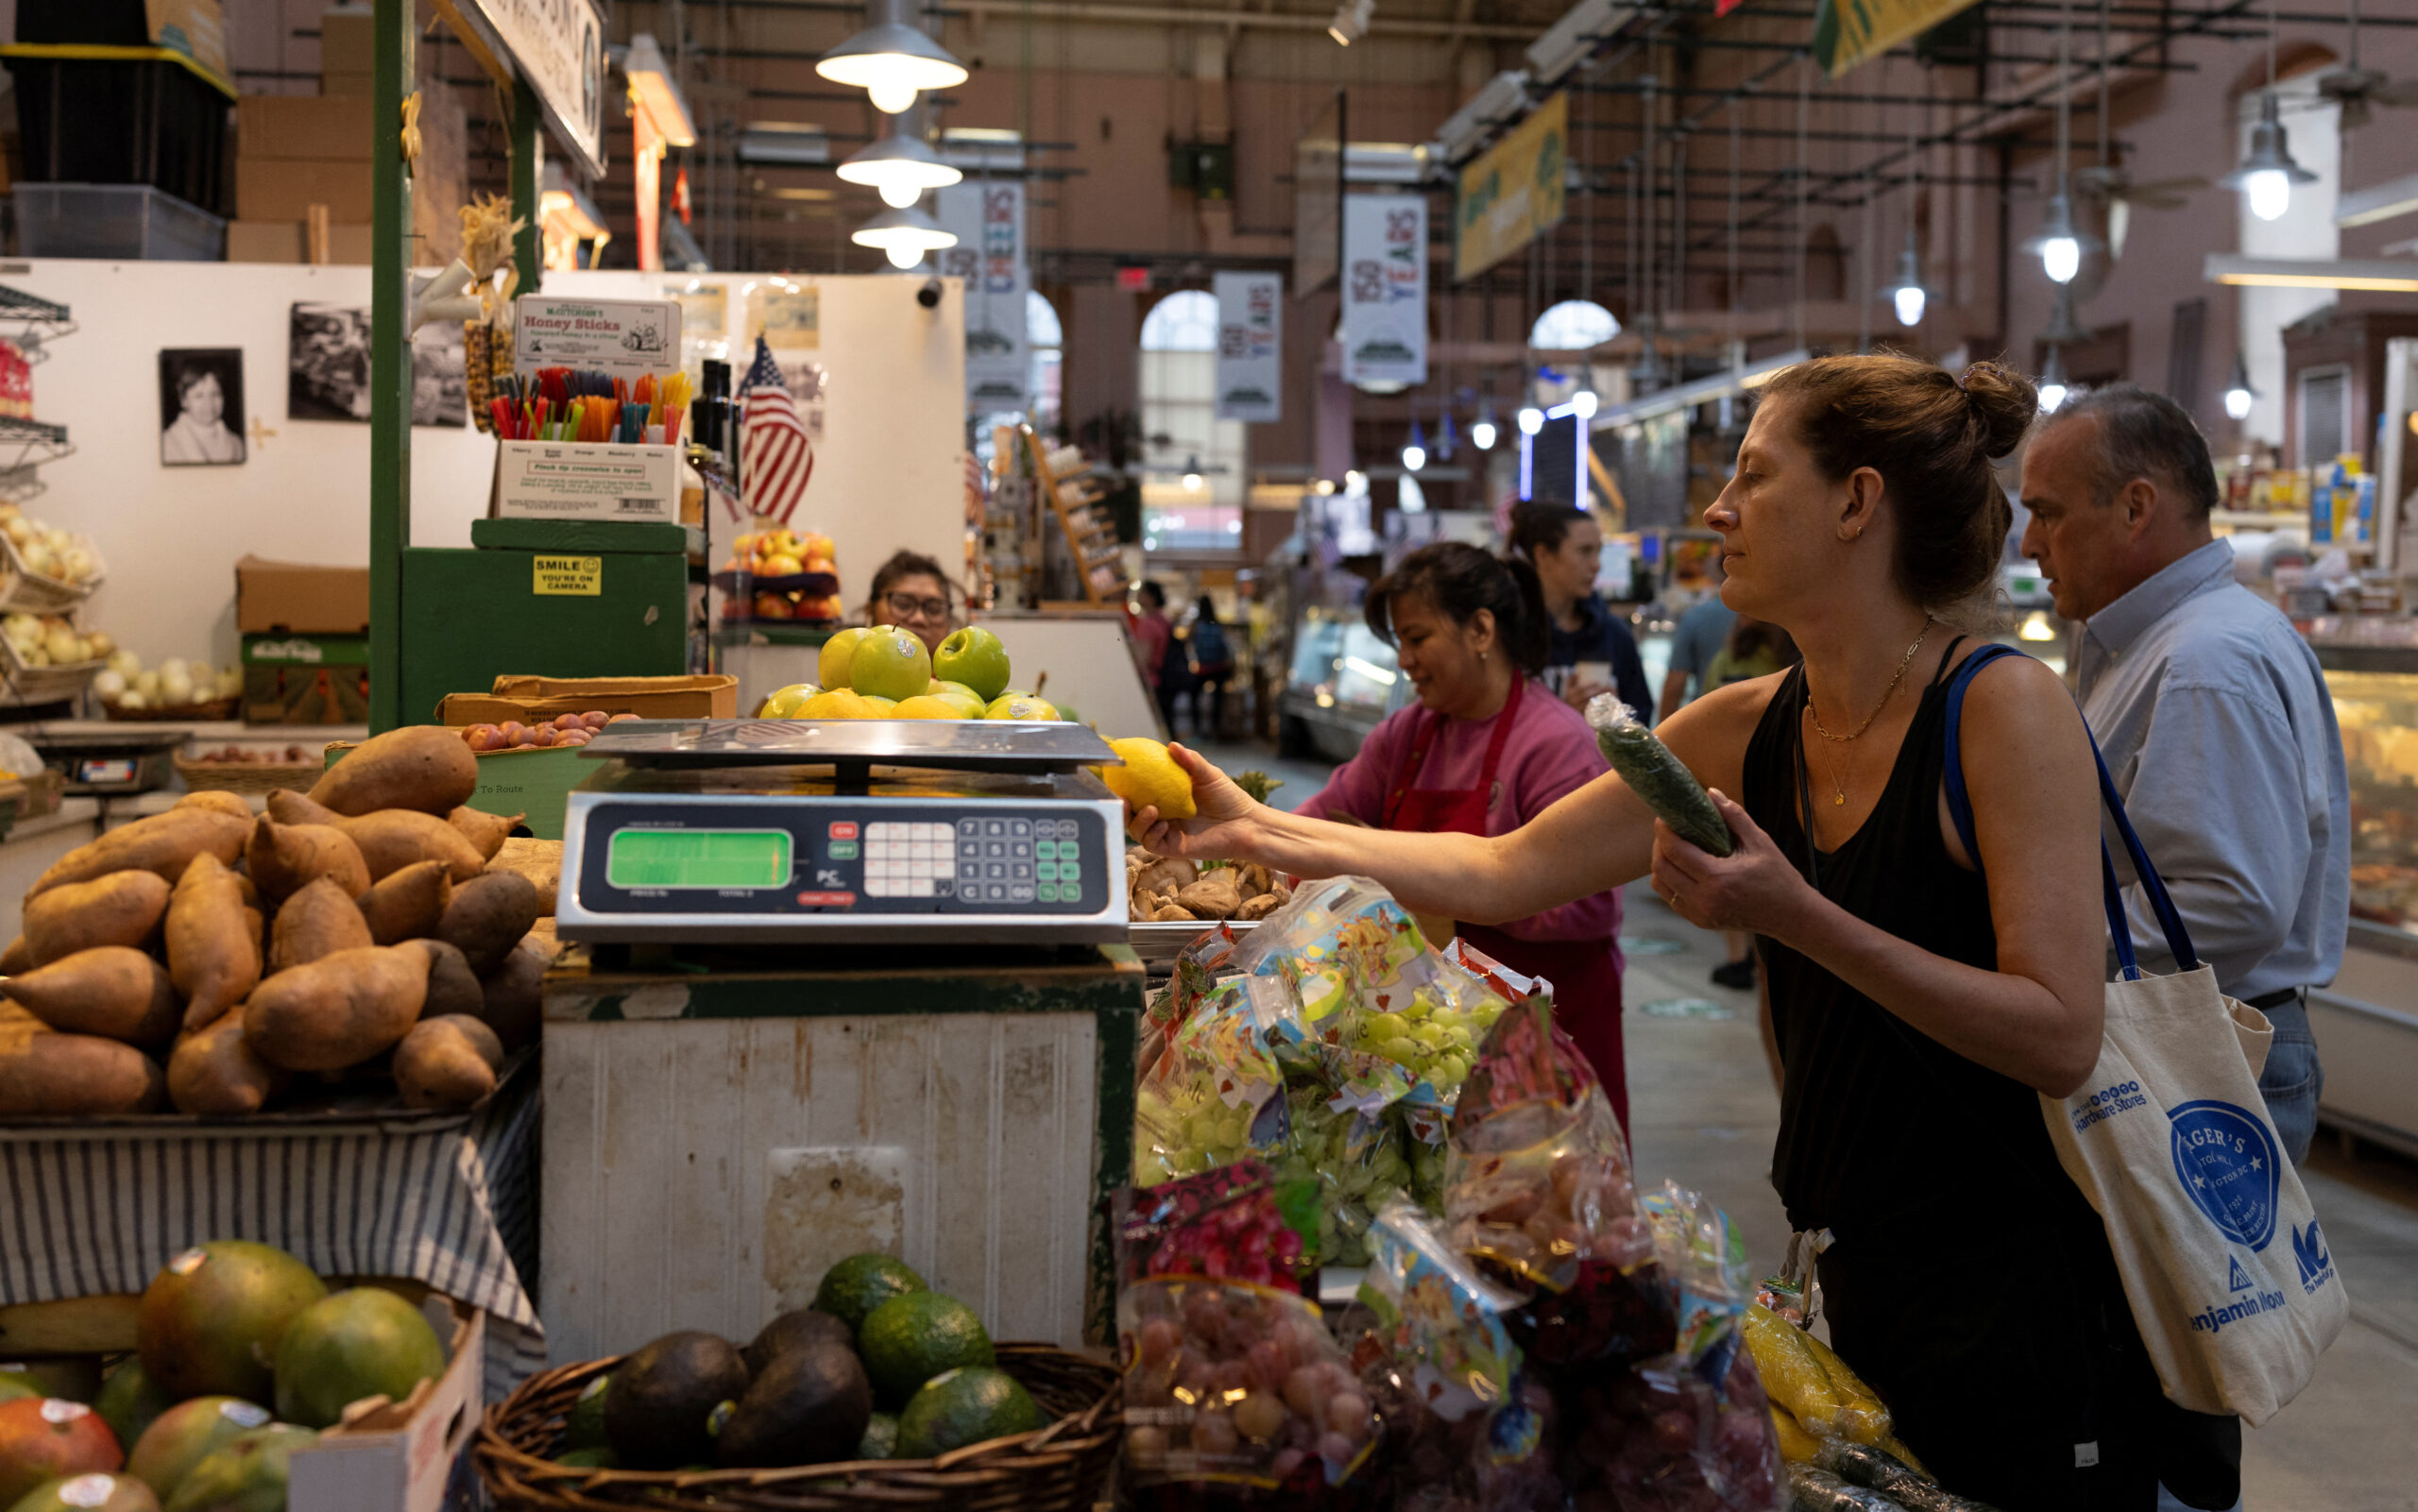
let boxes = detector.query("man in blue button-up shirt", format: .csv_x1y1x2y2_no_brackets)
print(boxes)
2019,384,2350,1171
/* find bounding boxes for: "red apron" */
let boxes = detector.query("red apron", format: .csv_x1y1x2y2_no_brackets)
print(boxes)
1379,679,1629,1135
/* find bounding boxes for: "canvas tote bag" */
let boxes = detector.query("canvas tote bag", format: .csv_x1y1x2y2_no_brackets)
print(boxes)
1944,644,2346,1426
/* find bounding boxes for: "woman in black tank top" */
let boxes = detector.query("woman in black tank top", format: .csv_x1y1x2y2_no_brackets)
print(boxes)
1130,354,2232,1510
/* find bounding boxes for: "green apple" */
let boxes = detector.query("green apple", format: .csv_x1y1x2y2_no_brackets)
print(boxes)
849,625,934,702
934,626,1013,702
757,682,820,719
984,692,1061,722
818,626,873,690
930,680,987,717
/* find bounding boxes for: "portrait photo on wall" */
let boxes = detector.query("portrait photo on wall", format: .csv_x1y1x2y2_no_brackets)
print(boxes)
288,303,467,427
158,348,247,467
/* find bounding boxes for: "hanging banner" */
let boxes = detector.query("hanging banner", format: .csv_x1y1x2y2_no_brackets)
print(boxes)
1812,0,1983,76
1214,271,1283,423
935,180,1030,411
464,0,607,176
1342,195,1428,389
1453,92,1567,282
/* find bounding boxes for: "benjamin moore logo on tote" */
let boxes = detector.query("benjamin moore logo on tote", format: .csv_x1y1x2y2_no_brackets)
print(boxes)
2168,1100,2281,1252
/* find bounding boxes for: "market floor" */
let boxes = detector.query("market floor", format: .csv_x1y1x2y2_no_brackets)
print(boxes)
1619,884,2418,1512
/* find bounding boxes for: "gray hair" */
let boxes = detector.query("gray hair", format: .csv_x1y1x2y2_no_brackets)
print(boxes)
2046,383,2220,520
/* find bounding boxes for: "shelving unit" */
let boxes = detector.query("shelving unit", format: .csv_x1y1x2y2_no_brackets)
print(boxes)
0,285,94,716
1023,425,1125,607
0,284,77,365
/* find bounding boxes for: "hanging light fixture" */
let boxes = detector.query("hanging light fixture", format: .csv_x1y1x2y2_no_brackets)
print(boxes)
2041,282,2091,348
2222,352,2258,420
1402,418,1427,473
817,0,969,114
2224,93,2317,222
1182,455,1204,491
2019,0,2101,285
851,203,956,268
836,114,962,209
1327,0,1373,46
1472,393,1499,451
1878,234,1935,328
1516,404,1545,436
2037,346,2072,414
1436,411,1458,462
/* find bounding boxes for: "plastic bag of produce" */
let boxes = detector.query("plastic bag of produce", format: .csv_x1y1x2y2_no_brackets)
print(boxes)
1117,1163,1380,1496
1135,975,1293,1187
1584,694,1734,857
1444,995,1670,1370
1739,1306,1894,1451
1270,1051,1417,1267
1349,1199,1561,1512
1227,876,1433,1038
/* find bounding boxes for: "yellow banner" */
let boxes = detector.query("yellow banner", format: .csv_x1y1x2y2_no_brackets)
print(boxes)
1454,92,1568,282
1813,0,1984,76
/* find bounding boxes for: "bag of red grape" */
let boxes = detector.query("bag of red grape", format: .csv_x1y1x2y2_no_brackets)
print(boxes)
1349,1198,1563,1512
1117,1163,1383,1500
1444,995,1674,1370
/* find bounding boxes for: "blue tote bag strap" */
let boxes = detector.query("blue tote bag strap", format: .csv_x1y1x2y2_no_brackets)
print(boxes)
1938,644,2202,981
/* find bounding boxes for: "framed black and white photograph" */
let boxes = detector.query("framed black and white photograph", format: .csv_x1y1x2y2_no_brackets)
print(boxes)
412,321,468,428
288,303,468,428
158,348,246,466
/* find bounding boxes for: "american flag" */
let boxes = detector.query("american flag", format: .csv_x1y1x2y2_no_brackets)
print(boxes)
738,335,813,525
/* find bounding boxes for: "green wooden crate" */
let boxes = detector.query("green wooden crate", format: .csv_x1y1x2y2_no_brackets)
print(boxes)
397,546,687,725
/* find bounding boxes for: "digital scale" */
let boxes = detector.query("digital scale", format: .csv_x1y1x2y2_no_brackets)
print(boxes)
554,719,1130,944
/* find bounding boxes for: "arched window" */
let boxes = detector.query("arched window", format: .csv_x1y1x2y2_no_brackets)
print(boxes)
1529,299,1620,350
1028,290,1063,435
1140,289,1244,554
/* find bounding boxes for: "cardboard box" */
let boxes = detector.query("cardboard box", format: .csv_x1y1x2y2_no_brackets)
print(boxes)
244,634,370,724
288,1293,482,1512
226,219,303,263
438,673,739,727
236,156,373,224
237,554,371,634
323,70,371,96
494,441,683,524
319,8,375,80
238,93,370,161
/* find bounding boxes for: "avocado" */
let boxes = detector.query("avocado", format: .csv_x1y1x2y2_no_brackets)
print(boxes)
554,1446,618,1469
559,1373,610,1453
894,1367,1046,1459
740,1309,852,1378
714,1343,873,1469
602,1332,748,1470
858,1412,899,1460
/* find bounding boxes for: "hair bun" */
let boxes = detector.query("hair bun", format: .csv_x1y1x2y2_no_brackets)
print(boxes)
1956,361,2038,458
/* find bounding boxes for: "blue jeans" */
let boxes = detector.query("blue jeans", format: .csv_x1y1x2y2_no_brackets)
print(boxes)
2257,995,2324,1167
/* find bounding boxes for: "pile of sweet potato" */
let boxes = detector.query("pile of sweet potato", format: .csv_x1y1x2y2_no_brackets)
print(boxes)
0,725,557,1120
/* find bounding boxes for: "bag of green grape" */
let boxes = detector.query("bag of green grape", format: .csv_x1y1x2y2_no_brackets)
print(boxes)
1133,974,1291,1188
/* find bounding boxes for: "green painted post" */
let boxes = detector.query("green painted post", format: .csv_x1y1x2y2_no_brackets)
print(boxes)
511,79,541,296
366,0,415,733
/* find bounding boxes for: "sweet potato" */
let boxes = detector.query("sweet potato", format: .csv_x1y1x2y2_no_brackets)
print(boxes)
166,1004,287,1115
242,944,429,1073
485,838,561,916
357,860,451,946
22,870,172,966
337,808,486,883
265,790,342,827
268,877,373,974
167,854,262,1032
392,1014,503,1110
29,807,248,897
435,872,542,975
476,932,550,1051
175,790,255,821
2,945,180,1048
0,1005,164,1115
0,936,28,976
407,938,485,1019
246,816,371,902
448,807,522,862
309,725,479,818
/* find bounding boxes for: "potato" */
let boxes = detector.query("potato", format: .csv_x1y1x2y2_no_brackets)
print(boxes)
167,853,261,1031
358,859,451,946
264,789,342,827
435,872,542,975
175,790,254,821
166,1004,287,1115
407,938,485,1019
2,945,180,1048
0,1006,165,1115
0,935,29,976
392,1014,503,1110
309,725,478,818
23,870,171,966
246,816,371,902
448,807,522,862
337,808,486,883
477,932,549,1051
485,838,561,916
268,876,373,973
242,944,429,1073
29,807,248,896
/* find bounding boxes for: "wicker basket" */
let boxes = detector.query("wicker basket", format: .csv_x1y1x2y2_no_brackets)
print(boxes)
173,756,317,795
104,697,241,722
475,1342,1121,1512
0,531,104,613
0,635,100,705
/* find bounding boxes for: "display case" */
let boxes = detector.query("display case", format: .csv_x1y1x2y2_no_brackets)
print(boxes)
1279,605,1405,763
2313,643,2418,1157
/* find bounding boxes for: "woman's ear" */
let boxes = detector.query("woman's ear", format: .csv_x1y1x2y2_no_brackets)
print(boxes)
1468,606,1498,653
1840,465,1886,542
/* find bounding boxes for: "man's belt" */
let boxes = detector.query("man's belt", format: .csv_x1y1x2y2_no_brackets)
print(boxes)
2246,986,2306,1012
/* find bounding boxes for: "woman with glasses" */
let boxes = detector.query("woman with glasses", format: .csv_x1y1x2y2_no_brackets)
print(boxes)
862,551,959,655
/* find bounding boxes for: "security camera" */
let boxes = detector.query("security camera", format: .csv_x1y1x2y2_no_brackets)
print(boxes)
917,279,943,310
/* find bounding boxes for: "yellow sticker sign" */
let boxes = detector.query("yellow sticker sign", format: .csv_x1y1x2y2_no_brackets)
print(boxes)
533,555,603,596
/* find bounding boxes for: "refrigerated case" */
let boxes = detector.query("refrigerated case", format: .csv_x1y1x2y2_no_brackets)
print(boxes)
1279,604,1406,763
2313,641,2418,1158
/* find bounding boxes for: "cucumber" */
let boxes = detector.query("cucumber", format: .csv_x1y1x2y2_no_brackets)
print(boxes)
1584,695,1734,857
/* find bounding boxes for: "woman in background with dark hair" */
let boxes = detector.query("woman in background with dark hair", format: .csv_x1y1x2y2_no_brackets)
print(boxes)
1293,541,1632,1130
1507,503,1651,719
860,550,959,655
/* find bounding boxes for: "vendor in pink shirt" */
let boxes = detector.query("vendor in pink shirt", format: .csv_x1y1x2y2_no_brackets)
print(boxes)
1294,542,1630,1130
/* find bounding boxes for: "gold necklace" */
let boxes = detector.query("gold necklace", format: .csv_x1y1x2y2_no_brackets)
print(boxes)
1811,729,1853,807
1809,620,1935,743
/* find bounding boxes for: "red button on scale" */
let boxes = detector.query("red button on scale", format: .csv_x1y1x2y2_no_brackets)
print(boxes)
795,891,856,907
827,822,859,841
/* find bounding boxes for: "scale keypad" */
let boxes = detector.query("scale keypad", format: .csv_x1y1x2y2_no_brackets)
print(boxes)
861,821,955,897
949,816,1088,905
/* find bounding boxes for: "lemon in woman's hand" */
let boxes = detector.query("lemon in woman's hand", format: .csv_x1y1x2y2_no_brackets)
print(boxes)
1100,738,1197,821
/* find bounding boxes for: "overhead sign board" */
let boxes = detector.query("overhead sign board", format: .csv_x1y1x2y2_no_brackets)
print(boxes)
465,0,607,176
1454,91,1566,282
1342,195,1427,389
935,180,1030,411
1812,0,1984,76
1214,271,1282,423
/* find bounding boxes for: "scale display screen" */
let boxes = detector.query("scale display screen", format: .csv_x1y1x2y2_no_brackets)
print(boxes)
606,828,793,890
